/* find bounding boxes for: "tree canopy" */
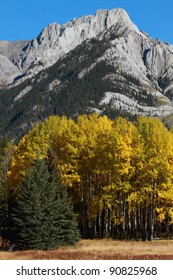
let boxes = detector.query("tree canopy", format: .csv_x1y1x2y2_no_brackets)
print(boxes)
1,113,173,242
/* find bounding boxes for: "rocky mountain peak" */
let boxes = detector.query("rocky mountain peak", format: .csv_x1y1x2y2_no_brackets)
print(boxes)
1,8,173,139
0,7,141,85
37,22,61,41
97,8,139,33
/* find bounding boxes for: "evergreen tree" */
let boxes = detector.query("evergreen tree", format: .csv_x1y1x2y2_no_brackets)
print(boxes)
0,138,8,237
0,182,4,240
0,137,14,247
11,159,80,250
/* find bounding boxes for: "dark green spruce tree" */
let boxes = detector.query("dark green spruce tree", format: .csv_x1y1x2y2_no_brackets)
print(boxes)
0,137,7,241
0,181,4,242
0,137,14,247
11,159,80,250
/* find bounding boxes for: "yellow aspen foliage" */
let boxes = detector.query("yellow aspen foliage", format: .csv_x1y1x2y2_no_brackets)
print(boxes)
129,116,173,230
5,113,173,239
7,116,72,189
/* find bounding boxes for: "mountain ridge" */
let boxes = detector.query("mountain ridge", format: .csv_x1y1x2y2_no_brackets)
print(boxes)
1,7,173,140
0,8,139,85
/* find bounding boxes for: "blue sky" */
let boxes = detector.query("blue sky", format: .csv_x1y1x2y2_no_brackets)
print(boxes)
1,0,173,44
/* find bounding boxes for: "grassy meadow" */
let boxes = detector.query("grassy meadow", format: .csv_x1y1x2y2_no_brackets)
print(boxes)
0,239,173,260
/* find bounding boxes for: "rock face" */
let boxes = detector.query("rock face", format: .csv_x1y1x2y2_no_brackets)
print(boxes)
0,54,19,85
1,7,173,89
1,7,173,139
0,40,29,85
0,8,140,83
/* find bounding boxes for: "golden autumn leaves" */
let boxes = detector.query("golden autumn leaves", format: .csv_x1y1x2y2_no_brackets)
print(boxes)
6,113,173,239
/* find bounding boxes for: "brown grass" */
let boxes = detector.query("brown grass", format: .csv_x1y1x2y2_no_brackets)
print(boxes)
0,239,173,260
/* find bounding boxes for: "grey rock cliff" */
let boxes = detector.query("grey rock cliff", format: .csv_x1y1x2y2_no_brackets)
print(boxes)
0,8,140,84
1,7,173,140
1,7,173,92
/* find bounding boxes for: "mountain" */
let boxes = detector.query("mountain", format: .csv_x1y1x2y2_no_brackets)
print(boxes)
1,8,173,140
0,9,139,85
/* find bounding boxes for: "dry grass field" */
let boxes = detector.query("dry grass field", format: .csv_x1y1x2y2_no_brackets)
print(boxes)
0,239,173,260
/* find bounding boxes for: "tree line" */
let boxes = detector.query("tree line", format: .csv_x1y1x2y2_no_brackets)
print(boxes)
1,113,173,249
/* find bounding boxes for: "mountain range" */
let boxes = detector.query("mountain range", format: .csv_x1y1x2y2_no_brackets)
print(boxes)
1,8,173,140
